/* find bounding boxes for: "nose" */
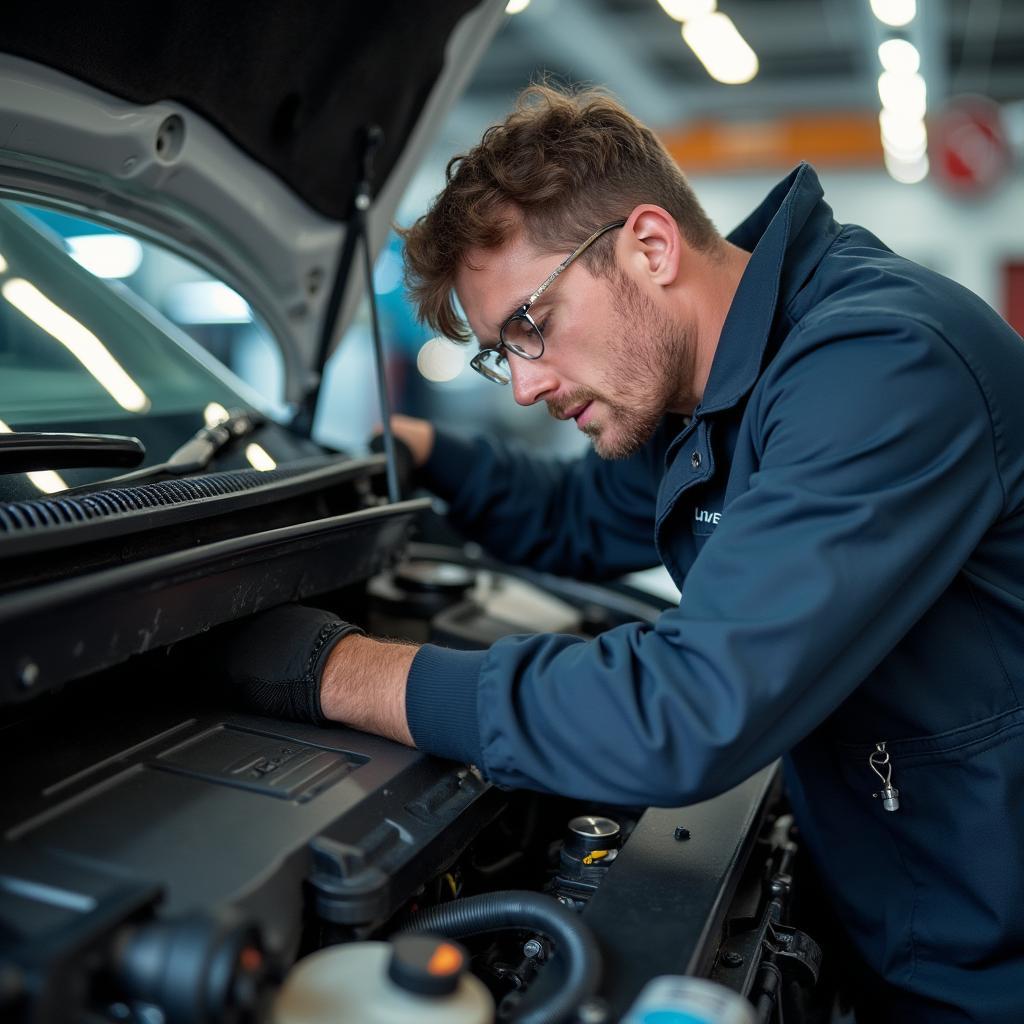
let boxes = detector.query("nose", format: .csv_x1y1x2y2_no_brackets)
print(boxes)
509,356,558,407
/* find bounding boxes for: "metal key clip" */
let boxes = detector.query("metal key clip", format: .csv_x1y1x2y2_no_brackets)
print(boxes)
869,742,900,812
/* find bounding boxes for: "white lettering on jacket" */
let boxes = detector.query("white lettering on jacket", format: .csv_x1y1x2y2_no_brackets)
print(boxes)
694,507,721,525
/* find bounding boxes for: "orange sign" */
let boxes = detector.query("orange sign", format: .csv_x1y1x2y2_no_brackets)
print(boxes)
661,112,885,172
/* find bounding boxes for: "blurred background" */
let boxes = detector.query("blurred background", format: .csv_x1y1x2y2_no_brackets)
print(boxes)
23,0,1024,459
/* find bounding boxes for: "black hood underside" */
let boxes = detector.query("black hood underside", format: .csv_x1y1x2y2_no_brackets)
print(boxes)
2,0,482,220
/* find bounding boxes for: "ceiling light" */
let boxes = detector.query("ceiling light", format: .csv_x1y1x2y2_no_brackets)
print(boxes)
0,253,7,274
878,70,927,121
657,0,716,22
682,12,759,85
25,469,67,494
66,234,144,279
2,278,150,413
878,38,920,75
870,0,916,27
0,419,68,494
165,280,252,325
204,402,230,427
505,0,530,13
879,110,928,160
245,443,277,471
884,150,929,184
417,337,465,383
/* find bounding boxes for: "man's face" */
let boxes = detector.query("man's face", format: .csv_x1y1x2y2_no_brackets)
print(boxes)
455,235,693,460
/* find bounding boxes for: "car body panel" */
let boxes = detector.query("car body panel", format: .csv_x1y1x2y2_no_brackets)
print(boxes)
0,0,506,403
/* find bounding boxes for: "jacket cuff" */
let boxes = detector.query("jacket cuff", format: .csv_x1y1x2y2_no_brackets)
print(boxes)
421,428,479,503
406,643,487,765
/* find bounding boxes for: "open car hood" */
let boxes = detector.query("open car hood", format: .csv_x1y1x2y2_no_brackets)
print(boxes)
0,0,504,405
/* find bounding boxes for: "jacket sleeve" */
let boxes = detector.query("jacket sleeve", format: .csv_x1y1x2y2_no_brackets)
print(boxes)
418,425,664,578
406,319,1007,804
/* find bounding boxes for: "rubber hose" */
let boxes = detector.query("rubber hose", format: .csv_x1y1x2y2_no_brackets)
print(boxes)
400,890,602,1024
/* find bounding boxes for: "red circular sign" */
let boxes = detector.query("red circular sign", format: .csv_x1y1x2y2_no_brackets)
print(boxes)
930,95,1012,197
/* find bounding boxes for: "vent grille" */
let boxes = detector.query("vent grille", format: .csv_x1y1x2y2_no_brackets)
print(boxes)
0,468,294,532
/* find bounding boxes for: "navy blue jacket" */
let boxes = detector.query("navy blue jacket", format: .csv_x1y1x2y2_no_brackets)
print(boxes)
404,164,1024,1022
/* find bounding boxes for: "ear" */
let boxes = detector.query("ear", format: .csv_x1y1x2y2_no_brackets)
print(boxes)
622,204,682,287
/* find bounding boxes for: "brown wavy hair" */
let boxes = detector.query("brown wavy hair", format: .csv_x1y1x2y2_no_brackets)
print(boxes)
399,83,720,342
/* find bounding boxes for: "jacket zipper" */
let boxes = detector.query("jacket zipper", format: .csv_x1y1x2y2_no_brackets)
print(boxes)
869,741,901,812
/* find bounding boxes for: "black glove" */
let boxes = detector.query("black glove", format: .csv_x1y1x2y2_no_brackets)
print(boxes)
368,430,418,497
189,604,364,725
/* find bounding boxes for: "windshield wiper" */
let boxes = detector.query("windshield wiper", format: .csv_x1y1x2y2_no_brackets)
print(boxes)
0,432,145,474
97,409,266,488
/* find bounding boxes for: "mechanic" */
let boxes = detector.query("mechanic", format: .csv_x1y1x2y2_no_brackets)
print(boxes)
215,86,1024,1022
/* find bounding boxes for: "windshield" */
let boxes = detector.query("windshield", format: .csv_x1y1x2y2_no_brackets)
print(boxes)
0,203,262,500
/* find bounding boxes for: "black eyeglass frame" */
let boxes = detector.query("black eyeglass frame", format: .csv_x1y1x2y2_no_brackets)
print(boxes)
469,219,627,384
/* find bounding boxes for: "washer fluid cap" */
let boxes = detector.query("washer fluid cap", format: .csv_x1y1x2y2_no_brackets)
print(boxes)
388,934,466,996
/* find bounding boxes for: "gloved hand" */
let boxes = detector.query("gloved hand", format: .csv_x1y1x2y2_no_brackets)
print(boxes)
368,429,418,498
187,604,364,725
368,415,436,497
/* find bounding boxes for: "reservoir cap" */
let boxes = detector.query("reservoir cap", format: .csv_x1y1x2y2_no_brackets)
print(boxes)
387,935,467,997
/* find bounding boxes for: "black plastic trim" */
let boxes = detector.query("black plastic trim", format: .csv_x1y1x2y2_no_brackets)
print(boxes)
0,455,383,557
0,497,430,705
580,765,779,1018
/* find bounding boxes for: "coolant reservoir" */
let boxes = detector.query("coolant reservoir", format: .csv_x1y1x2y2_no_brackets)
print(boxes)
273,935,493,1024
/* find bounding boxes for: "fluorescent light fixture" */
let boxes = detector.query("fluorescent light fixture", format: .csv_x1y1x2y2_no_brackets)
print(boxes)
879,109,928,161
0,418,68,494
884,150,929,184
870,0,916,28
67,234,144,279
2,278,150,413
682,12,759,85
505,0,530,12
0,252,7,274
878,70,927,121
878,38,920,75
204,402,230,427
417,337,465,383
24,468,67,494
245,442,276,471
165,280,252,325
658,0,716,22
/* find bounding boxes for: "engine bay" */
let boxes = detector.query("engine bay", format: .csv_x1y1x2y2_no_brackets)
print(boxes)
0,461,822,1023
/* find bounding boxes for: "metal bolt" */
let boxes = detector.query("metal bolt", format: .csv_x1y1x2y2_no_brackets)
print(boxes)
16,659,39,690
721,951,745,968
674,826,691,841
522,938,544,960
691,450,702,469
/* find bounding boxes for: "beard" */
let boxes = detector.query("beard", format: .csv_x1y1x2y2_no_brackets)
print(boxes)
548,269,693,460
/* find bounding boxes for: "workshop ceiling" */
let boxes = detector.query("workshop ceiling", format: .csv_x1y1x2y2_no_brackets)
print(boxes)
448,0,1023,145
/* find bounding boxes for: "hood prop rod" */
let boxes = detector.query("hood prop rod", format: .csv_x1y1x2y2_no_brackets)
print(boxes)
296,124,400,505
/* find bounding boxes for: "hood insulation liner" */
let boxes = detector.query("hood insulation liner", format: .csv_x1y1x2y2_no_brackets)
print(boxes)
1,0,482,220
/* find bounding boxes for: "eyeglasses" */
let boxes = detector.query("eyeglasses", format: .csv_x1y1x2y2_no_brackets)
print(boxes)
469,219,626,385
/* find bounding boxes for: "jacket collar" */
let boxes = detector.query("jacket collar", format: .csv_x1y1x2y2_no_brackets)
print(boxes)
695,162,840,417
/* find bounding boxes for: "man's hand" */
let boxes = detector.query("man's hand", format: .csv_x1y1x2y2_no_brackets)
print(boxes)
320,633,417,746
